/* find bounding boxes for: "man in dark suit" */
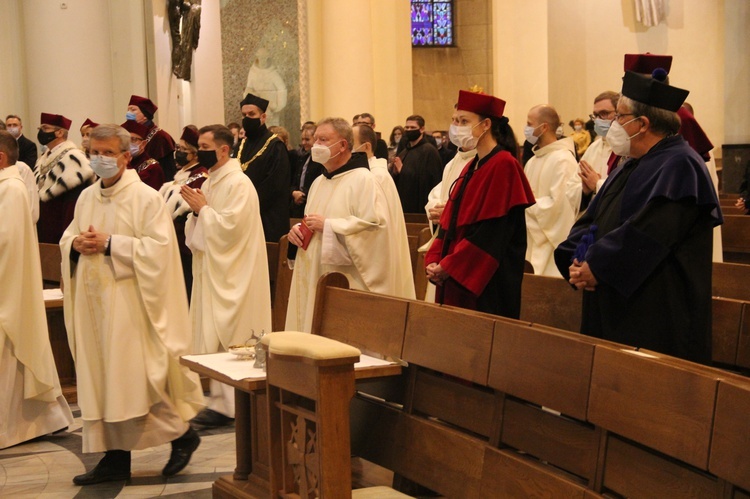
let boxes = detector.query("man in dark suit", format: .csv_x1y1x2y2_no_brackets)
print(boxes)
290,124,324,218
5,115,37,167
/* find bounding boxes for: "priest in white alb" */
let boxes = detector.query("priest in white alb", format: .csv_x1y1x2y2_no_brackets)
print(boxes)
352,124,415,299
61,124,204,485
285,118,394,332
0,130,73,450
182,125,272,429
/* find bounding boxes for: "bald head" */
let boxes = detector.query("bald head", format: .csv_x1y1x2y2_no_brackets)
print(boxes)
530,105,561,129
527,104,562,148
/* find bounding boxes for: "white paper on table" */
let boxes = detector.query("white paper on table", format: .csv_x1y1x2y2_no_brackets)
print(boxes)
43,288,64,301
182,352,397,381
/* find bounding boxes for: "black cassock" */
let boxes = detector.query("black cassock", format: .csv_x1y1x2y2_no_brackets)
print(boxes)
237,125,291,242
394,138,443,214
555,135,722,364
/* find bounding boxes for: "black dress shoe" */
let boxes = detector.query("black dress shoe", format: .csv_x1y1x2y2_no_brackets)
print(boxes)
73,450,131,485
162,427,201,477
189,408,234,429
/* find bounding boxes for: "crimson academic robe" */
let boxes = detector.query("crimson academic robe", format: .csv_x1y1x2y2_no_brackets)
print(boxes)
554,136,722,363
143,123,177,181
129,151,165,191
425,146,535,318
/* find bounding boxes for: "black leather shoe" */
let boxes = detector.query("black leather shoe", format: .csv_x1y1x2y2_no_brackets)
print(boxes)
162,427,201,477
73,451,131,485
189,408,234,429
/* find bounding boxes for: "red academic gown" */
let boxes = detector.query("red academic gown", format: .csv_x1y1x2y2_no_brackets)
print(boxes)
426,146,535,318
143,123,177,181
129,151,165,191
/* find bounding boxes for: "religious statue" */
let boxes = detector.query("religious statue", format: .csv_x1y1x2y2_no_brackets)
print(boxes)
168,0,202,81
244,48,288,126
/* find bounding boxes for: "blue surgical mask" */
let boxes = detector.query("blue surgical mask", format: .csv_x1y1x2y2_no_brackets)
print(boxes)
126,112,137,121
594,118,611,138
90,154,121,179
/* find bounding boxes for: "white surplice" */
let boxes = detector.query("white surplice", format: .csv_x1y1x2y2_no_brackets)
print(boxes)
0,166,72,449
524,138,579,277
285,165,392,332
186,159,272,417
61,169,204,453
369,156,415,299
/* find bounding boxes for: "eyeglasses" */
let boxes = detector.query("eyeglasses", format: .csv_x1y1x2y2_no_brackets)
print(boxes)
614,113,638,122
130,137,145,144
589,110,615,120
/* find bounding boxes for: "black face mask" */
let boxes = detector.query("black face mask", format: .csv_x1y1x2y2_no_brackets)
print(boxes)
175,151,190,166
242,116,262,137
197,149,217,168
405,129,421,142
38,129,57,146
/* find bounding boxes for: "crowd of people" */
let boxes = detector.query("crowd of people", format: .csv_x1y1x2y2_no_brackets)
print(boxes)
0,52,725,486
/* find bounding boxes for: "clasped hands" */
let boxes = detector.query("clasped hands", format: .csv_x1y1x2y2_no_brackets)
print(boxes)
72,225,110,256
425,262,449,285
180,185,207,213
568,258,598,291
288,214,325,247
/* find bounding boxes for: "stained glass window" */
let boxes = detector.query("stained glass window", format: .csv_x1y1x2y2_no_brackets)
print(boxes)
411,0,454,46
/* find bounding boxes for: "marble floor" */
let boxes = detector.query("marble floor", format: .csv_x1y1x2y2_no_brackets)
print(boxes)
0,405,236,498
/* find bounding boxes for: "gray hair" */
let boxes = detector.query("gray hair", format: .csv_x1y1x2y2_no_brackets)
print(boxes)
619,96,681,136
316,117,353,151
90,123,131,152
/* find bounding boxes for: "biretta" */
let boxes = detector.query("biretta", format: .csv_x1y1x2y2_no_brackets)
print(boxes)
129,95,158,118
180,127,199,149
623,53,673,74
80,118,99,130
121,120,150,138
621,71,689,112
456,90,506,118
41,113,72,130
240,93,269,112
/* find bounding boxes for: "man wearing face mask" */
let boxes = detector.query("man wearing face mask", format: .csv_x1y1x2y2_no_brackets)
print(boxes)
159,126,208,297
554,71,722,364
285,118,393,332
126,95,177,182
425,91,535,317
121,120,165,191
576,91,619,211
391,115,443,214
182,125,271,428
235,93,291,242
523,105,579,277
33,113,94,244
353,124,415,300
6,115,38,167
61,124,204,484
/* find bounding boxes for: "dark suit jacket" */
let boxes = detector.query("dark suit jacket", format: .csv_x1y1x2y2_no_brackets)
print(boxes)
290,153,325,218
375,138,389,160
17,135,38,167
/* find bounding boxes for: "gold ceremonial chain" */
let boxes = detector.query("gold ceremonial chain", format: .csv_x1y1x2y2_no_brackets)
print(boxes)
144,126,161,144
176,171,208,186
37,147,76,179
135,158,159,173
239,133,278,172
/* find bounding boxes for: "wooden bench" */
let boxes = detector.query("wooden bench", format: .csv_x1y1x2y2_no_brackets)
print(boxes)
722,214,750,264
713,261,750,301
291,274,750,497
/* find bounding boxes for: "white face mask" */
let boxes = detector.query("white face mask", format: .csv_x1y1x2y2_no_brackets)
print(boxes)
129,143,141,157
524,124,543,145
90,154,121,179
574,125,583,132
310,141,342,164
7,126,20,138
607,117,641,157
556,125,564,138
449,121,485,151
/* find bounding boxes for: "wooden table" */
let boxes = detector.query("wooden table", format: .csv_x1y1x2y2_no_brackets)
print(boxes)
180,353,401,498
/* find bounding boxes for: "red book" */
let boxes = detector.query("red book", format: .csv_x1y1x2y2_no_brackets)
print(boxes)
299,220,314,250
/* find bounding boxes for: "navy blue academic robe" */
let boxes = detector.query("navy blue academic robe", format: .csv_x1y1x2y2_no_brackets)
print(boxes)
555,135,722,363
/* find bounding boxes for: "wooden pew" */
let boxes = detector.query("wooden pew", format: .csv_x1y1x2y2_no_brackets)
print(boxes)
300,275,750,497
403,213,427,224
266,241,278,309
39,243,62,288
413,227,432,300
713,261,750,301
271,236,293,331
722,214,750,264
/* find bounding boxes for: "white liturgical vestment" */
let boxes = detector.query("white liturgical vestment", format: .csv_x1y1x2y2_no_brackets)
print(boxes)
524,138,579,277
0,165,73,449
61,170,204,453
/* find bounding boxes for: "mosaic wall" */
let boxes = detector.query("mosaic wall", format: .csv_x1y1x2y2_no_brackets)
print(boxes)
220,0,301,143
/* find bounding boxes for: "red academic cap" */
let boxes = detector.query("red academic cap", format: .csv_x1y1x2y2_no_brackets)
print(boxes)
80,118,99,130
180,127,199,149
129,95,158,118
456,90,506,118
40,113,72,130
623,53,673,74
120,120,150,138
621,71,689,112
